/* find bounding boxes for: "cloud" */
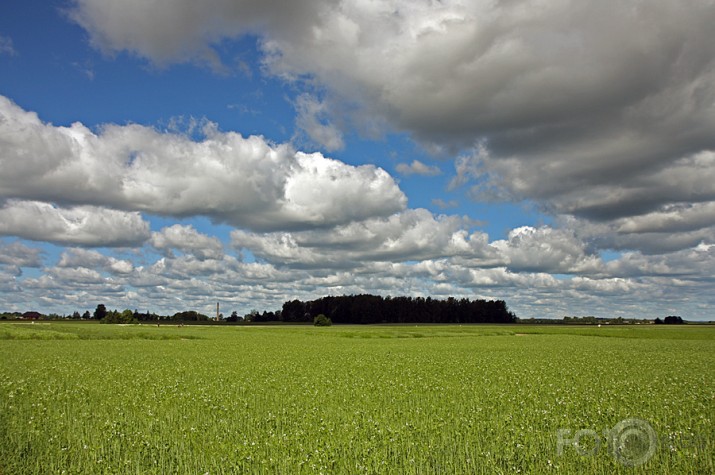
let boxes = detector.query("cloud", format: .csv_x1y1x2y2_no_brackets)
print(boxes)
3,221,713,319
294,94,344,151
0,241,43,270
616,202,715,235
0,200,150,247
57,248,134,274
395,160,441,176
489,226,602,275
0,35,17,56
599,225,715,257
476,151,715,222
581,201,715,255
1,1,709,320
455,148,715,253
68,0,715,240
151,224,224,260
46,266,105,285
0,95,406,233
431,198,458,210
232,208,490,268
260,1,715,155
559,207,715,256
67,0,327,69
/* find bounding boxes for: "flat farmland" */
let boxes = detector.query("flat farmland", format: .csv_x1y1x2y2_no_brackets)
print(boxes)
0,323,712,473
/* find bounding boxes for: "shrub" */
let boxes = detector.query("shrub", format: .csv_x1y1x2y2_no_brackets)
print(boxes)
313,314,332,327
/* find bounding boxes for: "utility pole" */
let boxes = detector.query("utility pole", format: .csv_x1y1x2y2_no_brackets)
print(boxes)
216,302,220,321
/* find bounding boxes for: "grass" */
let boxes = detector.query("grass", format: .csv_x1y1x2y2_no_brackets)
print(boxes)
0,322,202,340
0,323,712,473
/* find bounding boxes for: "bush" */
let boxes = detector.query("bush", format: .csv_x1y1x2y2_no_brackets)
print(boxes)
313,314,332,327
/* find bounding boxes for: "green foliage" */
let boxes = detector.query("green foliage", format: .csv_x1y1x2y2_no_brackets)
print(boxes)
313,314,332,326
283,294,516,323
0,323,712,473
100,309,138,324
0,312,22,320
93,304,107,320
0,322,202,340
0,324,80,340
171,310,209,321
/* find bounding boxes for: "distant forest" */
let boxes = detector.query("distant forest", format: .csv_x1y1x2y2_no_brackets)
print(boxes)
0,295,516,324
2,298,696,325
276,295,517,324
0,304,700,326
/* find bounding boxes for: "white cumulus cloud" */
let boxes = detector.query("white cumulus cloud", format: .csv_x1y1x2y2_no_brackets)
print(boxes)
67,0,715,244
151,224,224,260
0,200,150,247
396,160,441,176
0,95,406,234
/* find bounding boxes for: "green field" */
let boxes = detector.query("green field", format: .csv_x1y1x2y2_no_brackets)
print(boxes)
0,323,712,474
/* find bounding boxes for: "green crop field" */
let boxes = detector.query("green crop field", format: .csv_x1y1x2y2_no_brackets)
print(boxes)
0,323,712,474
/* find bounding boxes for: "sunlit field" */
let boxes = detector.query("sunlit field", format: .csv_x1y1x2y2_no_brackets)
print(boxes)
1,323,712,473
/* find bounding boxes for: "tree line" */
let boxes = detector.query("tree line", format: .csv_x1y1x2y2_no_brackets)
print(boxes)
654,315,684,324
4,295,515,324
94,305,212,324
2,305,695,325
280,294,517,324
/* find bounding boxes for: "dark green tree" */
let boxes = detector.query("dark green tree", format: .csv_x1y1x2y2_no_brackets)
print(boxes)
93,304,107,320
101,309,138,324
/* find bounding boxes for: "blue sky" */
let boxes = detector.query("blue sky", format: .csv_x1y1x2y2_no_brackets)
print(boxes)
1,0,713,320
